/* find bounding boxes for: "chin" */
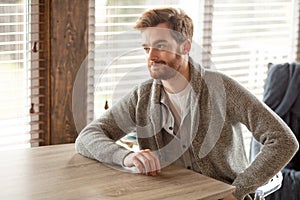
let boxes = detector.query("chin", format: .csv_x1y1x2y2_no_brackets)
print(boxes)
150,72,176,80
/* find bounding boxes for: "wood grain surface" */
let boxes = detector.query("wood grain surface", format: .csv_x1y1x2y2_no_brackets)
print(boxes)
0,144,235,200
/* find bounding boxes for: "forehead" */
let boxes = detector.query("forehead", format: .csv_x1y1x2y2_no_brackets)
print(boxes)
141,26,176,45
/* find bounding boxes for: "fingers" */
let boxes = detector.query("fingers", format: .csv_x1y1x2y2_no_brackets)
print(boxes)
143,149,161,174
139,149,160,176
124,149,161,176
129,154,143,174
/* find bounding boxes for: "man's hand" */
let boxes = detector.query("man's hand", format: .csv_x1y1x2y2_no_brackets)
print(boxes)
123,149,161,176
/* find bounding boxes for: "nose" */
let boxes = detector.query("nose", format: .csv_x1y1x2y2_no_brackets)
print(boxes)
148,47,159,61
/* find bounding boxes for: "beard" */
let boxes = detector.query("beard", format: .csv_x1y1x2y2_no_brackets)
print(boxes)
148,56,182,80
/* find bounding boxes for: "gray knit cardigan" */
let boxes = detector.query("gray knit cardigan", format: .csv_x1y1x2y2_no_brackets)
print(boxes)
75,59,298,200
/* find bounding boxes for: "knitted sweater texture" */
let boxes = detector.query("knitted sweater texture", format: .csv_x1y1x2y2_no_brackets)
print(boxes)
75,60,298,200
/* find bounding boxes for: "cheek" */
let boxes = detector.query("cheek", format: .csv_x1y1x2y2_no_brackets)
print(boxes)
162,50,178,60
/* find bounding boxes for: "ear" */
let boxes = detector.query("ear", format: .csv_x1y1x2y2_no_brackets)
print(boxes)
181,39,191,55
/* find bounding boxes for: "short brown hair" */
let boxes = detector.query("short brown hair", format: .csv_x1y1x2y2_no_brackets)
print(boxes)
134,7,193,43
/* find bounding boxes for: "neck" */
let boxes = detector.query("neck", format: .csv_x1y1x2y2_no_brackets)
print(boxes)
162,60,190,94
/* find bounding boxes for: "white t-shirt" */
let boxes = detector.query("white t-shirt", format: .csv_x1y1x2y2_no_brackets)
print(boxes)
165,84,192,126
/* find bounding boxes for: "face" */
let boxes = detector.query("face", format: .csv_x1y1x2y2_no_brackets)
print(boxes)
141,23,187,80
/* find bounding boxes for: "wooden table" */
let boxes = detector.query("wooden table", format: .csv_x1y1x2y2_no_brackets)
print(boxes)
0,144,235,200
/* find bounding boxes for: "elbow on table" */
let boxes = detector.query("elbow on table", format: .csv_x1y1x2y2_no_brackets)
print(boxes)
74,134,94,159
74,135,82,153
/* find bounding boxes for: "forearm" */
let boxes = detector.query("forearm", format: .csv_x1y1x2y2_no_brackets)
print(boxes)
75,119,132,166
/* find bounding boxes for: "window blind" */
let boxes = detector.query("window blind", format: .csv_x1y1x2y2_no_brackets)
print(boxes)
90,0,299,112
28,0,50,146
0,0,49,150
85,0,96,125
211,0,297,99
210,0,298,157
90,0,299,157
201,0,214,68
92,0,184,117
0,1,30,150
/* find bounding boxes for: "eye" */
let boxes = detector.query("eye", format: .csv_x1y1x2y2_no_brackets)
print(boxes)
143,47,150,53
156,44,167,50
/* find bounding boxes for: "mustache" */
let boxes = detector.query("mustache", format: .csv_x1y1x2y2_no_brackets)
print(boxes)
150,61,166,65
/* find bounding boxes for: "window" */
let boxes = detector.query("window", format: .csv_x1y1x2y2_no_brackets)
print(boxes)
0,1,30,151
92,0,203,118
210,0,298,155
89,0,299,156
1,1,298,150
211,0,297,99
92,0,298,114
0,0,49,150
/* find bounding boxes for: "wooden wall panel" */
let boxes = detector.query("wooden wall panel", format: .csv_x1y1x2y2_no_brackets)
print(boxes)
50,0,89,144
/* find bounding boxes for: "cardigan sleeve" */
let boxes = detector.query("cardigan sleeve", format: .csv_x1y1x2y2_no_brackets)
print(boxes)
223,74,299,199
75,89,138,166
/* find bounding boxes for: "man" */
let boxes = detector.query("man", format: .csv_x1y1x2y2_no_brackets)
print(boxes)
75,7,298,200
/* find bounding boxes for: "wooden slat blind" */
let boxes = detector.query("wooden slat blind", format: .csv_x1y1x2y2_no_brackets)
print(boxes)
87,0,95,124
210,0,298,156
0,1,30,150
211,0,297,99
0,0,49,150
92,1,181,117
29,0,50,146
201,0,214,68
89,0,299,157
